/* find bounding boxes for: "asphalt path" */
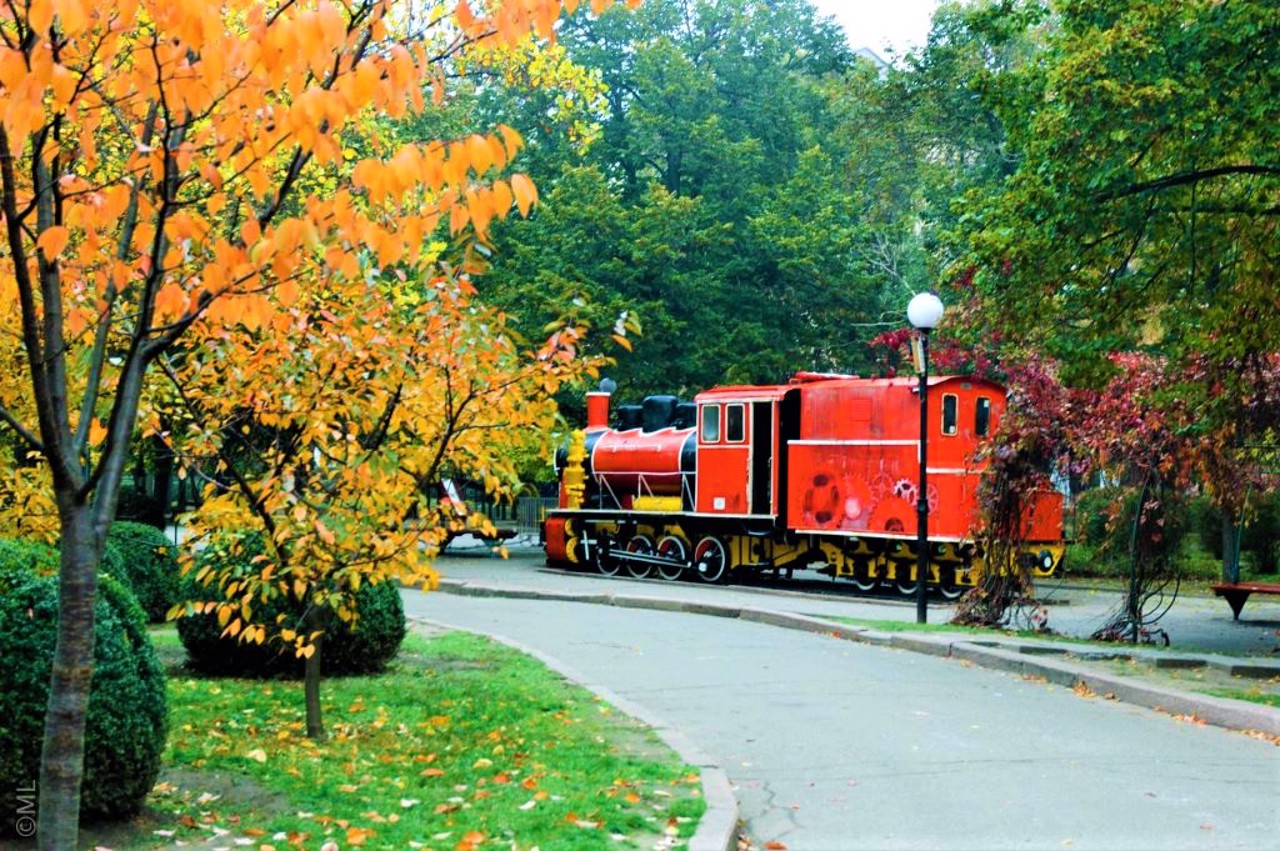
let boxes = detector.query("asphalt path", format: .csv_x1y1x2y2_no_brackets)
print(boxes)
404,552,1280,851
430,540,1280,657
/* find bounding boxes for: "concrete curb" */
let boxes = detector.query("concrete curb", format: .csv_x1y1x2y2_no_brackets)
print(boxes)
433,579,1280,738
950,643,1280,735
409,616,740,851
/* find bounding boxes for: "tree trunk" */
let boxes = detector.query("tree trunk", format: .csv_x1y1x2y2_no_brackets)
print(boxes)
149,430,175,528
1222,518,1241,584
304,631,325,740
665,149,682,195
37,503,101,851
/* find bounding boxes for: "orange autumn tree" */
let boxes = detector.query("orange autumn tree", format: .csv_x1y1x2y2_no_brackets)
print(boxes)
0,0,635,847
161,272,607,738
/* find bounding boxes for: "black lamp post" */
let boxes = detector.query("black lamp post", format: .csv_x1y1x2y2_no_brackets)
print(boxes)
908,292,944,624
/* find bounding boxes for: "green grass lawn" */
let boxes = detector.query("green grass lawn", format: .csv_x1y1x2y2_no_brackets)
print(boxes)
88,627,704,850
1202,687,1280,708
810,614,1060,642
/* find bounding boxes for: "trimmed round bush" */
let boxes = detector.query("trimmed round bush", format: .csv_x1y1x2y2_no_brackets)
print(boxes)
0,548,167,826
177,532,406,677
105,522,179,623
0,537,60,576
322,574,408,674
101,538,125,575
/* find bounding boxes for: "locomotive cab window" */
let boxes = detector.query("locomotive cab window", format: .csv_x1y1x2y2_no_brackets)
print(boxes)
700,404,721,443
941,393,958,436
975,397,991,437
725,404,746,442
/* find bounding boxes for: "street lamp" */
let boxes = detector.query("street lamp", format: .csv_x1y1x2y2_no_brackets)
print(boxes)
907,292,944,624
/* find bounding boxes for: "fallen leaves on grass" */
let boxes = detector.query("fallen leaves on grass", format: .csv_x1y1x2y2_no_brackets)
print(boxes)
148,633,705,848
454,830,486,851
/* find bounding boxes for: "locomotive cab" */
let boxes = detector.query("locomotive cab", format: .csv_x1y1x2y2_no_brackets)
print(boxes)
693,386,793,518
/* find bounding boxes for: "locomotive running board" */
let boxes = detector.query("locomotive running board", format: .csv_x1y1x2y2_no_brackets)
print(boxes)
550,508,774,521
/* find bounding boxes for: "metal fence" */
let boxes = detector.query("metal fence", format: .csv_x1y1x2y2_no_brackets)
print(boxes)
516,497,557,534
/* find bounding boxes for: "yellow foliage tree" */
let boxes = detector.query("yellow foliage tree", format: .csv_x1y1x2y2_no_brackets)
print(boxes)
0,1,630,846
163,272,607,738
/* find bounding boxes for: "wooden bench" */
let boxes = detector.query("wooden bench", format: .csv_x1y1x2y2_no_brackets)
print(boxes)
1211,582,1280,620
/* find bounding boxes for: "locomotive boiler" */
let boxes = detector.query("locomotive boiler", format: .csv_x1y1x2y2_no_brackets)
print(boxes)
543,372,1064,597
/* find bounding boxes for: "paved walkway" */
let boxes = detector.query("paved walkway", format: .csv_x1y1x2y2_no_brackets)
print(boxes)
404,550,1280,851
435,539,1280,657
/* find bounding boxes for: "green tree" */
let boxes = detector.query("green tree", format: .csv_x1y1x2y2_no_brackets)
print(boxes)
949,0,1280,576
480,0,897,397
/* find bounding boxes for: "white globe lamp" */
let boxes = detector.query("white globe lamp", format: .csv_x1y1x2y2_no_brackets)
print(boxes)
907,292,945,330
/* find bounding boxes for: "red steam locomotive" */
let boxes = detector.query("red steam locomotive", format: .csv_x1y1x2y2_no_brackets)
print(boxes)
542,372,1064,597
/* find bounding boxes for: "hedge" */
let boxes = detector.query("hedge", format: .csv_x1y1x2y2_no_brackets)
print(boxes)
1192,493,1280,575
0,543,167,827
0,538,60,576
176,532,406,677
105,522,180,623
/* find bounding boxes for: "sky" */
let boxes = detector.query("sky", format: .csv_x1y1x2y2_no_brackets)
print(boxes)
811,0,941,59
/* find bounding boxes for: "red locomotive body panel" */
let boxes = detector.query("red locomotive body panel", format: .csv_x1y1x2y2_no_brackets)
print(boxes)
543,515,570,562
1022,491,1065,541
694,386,788,516
695,441,751,514
786,375,1015,540
589,427,692,507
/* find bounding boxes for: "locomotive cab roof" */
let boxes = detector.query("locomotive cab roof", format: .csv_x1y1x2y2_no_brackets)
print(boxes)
693,372,1007,401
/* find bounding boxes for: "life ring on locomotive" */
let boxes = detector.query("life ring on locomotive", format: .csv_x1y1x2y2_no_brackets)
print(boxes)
802,473,871,529
802,472,842,528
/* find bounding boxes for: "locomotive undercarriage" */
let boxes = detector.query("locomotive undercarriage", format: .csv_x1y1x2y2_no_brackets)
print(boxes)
548,511,1061,598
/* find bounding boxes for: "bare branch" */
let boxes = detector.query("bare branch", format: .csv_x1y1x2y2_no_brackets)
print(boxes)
159,356,280,544
1096,164,1280,202
0,403,45,454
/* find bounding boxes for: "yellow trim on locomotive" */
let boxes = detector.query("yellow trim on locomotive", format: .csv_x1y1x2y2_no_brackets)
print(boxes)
633,496,683,513
560,511,1062,591
563,517,579,564
563,430,587,510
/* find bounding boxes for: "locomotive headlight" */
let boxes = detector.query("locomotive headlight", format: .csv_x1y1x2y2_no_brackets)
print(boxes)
1039,550,1054,570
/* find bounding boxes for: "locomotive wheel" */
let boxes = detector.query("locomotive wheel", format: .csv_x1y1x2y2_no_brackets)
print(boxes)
625,535,655,579
655,536,688,581
850,572,877,592
939,584,965,601
594,532,621,576
894,567,918,596
693,536,728,584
